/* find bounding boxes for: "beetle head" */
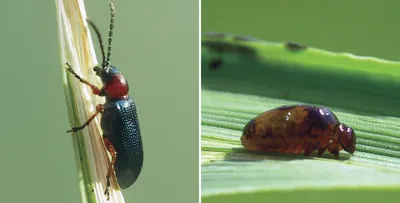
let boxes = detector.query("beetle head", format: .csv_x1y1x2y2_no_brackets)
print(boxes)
87,2,117,85
338,123,356,155
93,65,119,84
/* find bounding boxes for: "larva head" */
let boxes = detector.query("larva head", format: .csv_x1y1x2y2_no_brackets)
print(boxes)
242,120,256,138
241,119,257,151
338,123,356,155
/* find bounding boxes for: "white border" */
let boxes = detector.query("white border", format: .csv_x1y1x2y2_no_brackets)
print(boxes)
198,0,202,202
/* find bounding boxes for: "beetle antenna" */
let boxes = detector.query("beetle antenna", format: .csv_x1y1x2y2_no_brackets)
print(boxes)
106,2,116,66
87,19,106,68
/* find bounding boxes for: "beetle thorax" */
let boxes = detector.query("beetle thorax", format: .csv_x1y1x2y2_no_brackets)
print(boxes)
102,73,129,100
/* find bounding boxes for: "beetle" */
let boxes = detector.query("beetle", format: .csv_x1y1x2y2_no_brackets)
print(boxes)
65,2,143,200
241,105,356,159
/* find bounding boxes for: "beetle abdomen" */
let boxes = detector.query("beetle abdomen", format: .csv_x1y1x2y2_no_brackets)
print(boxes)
101,97,143,189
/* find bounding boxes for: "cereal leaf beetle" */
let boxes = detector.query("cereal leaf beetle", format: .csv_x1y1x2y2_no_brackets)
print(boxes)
65,2,143,200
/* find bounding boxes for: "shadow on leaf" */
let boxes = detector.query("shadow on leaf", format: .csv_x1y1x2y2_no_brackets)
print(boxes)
223,147,351,162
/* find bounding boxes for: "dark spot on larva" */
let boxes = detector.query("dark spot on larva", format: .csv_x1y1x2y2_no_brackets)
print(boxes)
261,127,274,139
307,107,337,130
233,35,258,42
285,42,307,52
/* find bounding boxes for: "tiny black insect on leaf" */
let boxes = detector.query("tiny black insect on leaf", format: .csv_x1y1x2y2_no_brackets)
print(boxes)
285,42,307,52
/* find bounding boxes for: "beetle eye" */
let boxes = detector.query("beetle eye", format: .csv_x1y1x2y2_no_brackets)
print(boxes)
93,66,101,76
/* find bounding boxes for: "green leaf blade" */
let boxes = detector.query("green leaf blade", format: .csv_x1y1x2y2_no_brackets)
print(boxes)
201,35,400,202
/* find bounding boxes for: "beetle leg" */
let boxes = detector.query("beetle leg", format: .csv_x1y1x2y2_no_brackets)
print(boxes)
65,63,101,95
304,145,318,157
103,137,117,201
328,146,340,159
317,148,326,156
304,141,319,157
303,148,313,156
67,104,104,133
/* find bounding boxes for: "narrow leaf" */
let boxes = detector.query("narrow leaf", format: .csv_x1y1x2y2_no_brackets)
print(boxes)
56,0,125,202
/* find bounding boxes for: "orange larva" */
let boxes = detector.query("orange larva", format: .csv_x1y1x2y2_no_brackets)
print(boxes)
241,105,356,159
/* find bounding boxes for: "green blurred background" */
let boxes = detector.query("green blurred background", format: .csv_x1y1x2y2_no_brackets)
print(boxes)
1,0,198,202
202,0,400,61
